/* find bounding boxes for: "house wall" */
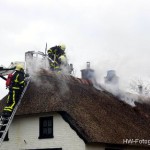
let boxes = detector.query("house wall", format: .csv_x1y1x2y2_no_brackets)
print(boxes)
1,113,149,150
1,113,85,150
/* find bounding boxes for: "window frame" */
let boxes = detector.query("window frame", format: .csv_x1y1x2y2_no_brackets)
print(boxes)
39,116,54,139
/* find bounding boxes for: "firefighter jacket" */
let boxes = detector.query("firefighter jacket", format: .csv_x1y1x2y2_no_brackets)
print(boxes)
48,45,65,65
10,70,25,91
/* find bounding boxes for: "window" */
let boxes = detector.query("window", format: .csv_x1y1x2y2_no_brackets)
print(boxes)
39,116,53,139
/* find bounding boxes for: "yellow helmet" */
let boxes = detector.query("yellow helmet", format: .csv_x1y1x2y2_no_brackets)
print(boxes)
59,44,66,51
15,64,24,71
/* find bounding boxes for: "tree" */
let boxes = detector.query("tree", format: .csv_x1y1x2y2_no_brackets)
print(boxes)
129,78,150,95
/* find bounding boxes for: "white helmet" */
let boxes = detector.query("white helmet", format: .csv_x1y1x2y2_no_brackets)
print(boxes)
59,55,67,64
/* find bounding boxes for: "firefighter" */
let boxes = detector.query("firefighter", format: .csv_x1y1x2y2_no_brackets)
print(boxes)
2,64,25,117
47,44,67,71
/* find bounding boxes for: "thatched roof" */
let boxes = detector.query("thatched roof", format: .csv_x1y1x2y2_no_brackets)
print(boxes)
0,70,150,147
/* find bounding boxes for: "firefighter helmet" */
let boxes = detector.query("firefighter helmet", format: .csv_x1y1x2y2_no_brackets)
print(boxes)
59,44,66,51
15,64,24,71
59,55,67,65
59,55,66,61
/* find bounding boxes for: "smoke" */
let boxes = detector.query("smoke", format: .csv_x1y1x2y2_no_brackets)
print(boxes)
26,54,70,96
25,54,49,77
101,83,137,107
86,57,150,107
95,73,150,107
56,73,70,96
93,74,142,107
25,50,150,107
26,57,47,91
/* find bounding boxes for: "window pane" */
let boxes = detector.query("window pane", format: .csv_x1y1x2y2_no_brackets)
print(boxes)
43,128,47,135
43,120,47,127
47,128,52,134
48,120,52,126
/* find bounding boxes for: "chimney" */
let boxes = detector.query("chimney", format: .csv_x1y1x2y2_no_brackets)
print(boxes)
25,51,50,74
104,70,119,85
81,62,95,80
25,51,34,74
138,85,143,94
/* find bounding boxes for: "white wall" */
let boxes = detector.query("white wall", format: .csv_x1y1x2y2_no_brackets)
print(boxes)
1,113,85,150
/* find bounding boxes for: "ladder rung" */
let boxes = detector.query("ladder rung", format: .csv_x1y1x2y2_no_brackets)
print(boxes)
0,131,4,133
0,124,7,126
1,118,10,121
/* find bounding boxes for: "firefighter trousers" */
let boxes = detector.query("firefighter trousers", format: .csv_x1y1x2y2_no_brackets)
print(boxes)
3,89,21,113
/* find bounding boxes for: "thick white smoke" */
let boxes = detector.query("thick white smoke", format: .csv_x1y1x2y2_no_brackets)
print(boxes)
24,48,150,107
26,53,70,96
92,60,150,107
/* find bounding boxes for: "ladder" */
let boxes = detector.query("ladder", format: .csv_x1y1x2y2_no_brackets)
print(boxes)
0,77,31,147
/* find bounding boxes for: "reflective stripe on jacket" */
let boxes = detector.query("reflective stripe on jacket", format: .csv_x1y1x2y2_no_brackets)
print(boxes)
10,71,25,90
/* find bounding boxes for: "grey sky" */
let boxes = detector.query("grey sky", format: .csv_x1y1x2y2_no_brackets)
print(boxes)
0,0,150,98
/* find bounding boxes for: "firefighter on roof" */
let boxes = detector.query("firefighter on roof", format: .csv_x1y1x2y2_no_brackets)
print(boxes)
47,44,67,72
2,64,25,117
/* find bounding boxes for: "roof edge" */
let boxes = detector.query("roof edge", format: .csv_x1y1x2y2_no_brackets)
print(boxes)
58,111,89,143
